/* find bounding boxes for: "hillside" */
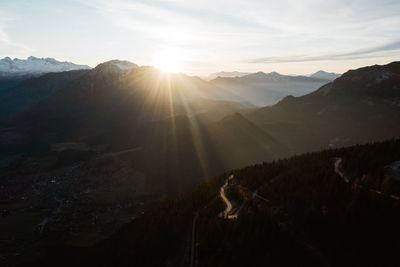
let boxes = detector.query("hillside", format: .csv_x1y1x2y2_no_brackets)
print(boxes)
30,138,400,267
0,75,34,91
205,112,288,169
247,61,400,153
0,70,89,124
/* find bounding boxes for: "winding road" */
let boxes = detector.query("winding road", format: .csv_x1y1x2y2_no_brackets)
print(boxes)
333,157,349,183
188,158,399,267
220,177,233,219
333,157,400,200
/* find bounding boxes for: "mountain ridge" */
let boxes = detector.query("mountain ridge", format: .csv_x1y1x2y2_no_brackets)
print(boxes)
0,56,91,74
208,70,340,81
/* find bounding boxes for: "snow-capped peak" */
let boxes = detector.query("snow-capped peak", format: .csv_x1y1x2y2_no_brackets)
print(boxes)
0,56,91,74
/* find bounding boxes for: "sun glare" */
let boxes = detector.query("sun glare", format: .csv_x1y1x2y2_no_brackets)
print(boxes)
153,49,182,73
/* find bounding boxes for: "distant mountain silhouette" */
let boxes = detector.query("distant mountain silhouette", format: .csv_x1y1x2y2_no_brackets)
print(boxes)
208,71,251,79
210,71,332,106
309,70,340,80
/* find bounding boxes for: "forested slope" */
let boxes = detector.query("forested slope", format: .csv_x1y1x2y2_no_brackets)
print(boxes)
34,139,400,267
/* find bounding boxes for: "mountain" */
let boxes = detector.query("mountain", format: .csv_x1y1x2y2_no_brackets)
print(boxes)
92,59,138,73
247,61,400,153
309,70,340,80
210,71,331,106
0,60,138,125
0,60,282,263
33,138,400,267
208,71,251,79
0,60,272,165
0,56,91,74
0,69,89,124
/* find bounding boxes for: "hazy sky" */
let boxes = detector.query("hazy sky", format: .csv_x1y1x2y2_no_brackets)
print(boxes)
1,0,399,75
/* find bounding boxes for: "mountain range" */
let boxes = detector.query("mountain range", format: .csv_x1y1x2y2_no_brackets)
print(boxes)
208,70,340,81
0,60,335,124
0,60,399,266
0,56,91,75
209,71,336,106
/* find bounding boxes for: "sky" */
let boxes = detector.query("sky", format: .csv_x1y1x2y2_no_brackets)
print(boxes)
0,0,399,75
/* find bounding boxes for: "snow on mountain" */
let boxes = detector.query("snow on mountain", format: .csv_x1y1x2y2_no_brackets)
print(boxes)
0,56,91,74
309,70,340,81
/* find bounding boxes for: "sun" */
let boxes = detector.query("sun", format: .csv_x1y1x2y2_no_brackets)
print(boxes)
153,49,183,73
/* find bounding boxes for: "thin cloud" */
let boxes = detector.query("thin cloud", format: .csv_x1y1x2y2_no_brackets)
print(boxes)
0,12,32,57
246,40,400,64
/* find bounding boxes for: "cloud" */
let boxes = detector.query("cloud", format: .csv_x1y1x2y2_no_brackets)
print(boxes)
0,11,32,57
75,0,276,47
2,0,398,74
80,0,267,29
71,0,400,73
246,40,400,64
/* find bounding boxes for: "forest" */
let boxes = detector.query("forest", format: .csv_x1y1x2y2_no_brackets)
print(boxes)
25,138,400,267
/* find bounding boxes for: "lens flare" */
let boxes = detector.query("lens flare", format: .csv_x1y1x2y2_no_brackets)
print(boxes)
153,49,183,73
